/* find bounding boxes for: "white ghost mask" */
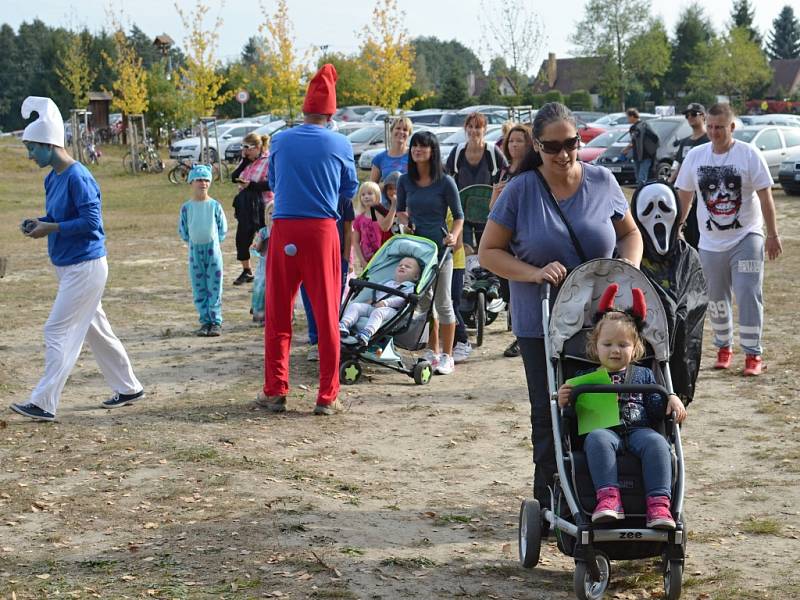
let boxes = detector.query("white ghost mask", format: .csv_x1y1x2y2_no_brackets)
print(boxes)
21,96,65,148
635,182,677,256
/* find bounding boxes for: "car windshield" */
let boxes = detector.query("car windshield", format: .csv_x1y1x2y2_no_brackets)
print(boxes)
348,127,381,142
646,120,679,139
733,130,757,143
590,114,622,127
485,128,503,141
440,113,467,127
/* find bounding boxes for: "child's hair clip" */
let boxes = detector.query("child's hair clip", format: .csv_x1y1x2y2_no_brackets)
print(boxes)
594,283,647,329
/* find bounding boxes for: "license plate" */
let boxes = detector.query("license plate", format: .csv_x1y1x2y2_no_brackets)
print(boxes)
609,166,622,173
795,173,800,181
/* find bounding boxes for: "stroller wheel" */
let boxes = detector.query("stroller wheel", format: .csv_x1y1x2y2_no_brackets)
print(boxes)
339,360,362,385
475,291,486,347
412,360,432,385
574,552,610,600
518,498,541,568
663,559,683,600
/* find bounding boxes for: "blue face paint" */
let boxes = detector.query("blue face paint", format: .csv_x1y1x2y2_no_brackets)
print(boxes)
25,142,54,168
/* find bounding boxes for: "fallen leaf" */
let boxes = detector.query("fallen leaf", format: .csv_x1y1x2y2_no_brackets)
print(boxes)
120,574,135,581
143,522,159,529
35,573,50,580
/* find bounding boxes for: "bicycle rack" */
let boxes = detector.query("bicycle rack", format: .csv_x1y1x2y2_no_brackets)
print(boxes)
69,109,92,165
197,117,222,181
507,105,535,124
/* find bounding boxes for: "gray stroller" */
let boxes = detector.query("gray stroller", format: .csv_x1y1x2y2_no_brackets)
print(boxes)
517,258,687,600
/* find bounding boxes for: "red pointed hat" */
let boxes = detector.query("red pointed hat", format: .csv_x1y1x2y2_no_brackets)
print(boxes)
302,63,338,115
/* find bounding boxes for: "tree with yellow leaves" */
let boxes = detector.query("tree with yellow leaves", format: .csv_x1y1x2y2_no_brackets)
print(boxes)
358,0,417,112
174,0,231,118
252,0,308,120
56,31,95,109
102,28,149,116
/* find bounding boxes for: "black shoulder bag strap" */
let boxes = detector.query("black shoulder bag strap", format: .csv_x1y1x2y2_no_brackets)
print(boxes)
533,168,588,263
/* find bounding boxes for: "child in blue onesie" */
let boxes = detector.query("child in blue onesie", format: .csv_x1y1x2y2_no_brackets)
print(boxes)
178,165,228,336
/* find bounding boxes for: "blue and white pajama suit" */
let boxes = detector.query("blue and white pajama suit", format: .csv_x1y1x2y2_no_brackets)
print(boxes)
179,199,228,326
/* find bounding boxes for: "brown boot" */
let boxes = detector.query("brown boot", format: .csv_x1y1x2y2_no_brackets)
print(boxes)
255,392,287,413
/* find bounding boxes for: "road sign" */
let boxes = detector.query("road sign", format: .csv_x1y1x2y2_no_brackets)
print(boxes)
236,90,250,104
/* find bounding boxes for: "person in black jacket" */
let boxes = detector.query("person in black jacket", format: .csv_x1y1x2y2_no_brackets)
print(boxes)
231,132,272,285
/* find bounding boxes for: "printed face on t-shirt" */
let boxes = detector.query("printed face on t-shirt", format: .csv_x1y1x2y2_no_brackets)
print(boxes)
697,165,742,231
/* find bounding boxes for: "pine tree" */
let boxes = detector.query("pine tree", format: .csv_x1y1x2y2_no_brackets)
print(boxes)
766,5,800,60
730,0,761,46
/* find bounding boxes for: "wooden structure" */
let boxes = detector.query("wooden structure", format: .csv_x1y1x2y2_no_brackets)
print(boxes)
87,91,113,130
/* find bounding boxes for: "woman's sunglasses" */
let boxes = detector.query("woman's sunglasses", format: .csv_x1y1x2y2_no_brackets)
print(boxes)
537,135,581,154
241,144,256,150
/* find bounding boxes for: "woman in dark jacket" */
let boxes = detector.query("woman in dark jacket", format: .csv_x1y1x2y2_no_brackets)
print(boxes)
231,132,272,285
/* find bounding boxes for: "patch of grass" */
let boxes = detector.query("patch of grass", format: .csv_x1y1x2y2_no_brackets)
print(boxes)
310,588,358,599
740,517,781,535
380,556,436,569
77,558,118,571
337,482,361,493
170,445,220,462
339,546,365,556
434,513,473,525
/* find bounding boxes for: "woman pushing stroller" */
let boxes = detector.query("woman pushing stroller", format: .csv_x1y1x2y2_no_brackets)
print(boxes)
558,284,687,529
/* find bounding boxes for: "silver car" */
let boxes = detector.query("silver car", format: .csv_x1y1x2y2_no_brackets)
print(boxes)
733,125,800,179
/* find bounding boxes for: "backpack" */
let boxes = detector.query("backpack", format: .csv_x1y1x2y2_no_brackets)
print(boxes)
642,123,660,159
452,143,500,182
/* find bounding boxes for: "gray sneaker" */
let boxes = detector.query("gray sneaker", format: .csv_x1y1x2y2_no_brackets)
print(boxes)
255,392,287,413
313,398,350,416
196,324,210,337
207,324,221,337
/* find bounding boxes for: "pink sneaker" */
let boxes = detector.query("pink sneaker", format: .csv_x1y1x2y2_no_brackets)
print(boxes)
646,496,675,530
592,486,625,523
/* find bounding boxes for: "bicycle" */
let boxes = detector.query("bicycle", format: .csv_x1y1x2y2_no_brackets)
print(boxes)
123,140,164,174
168,158,227,184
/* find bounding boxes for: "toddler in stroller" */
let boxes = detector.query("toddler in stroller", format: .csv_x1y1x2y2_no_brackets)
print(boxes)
339,257,420,347
518,258,689,600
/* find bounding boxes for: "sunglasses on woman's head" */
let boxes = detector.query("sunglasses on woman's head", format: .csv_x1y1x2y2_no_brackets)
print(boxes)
537,135,580,154
241,144,256,150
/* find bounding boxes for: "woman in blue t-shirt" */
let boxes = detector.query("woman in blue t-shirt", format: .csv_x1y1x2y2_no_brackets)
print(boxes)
369,117,412,183
478,102,643,511
391,131,463,375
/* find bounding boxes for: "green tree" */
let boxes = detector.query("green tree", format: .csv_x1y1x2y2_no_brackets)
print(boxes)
665,4,715,97
544,90,565,104
481,0,543,94
730,0,761,45
0,24,26,129
411,37,483,92
146,61,189,146
687,27,772,106
440,73,469,108
318,52,371,106
103,28,149,116
56,31,95,109
624,18,671,98
567,89,593,110
575,0,651,109
766,5,800,60
478,79,502,104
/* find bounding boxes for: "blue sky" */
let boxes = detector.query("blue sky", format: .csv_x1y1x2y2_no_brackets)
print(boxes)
3,0,791,73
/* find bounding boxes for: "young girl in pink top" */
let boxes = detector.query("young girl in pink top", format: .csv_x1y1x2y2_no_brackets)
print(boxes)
352,181,385,271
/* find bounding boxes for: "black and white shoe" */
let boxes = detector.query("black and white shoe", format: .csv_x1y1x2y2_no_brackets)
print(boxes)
102,389,145,409
233,270,254,285
10,402,55,422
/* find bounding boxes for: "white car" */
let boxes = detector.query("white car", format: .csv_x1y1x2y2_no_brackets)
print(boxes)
357,125,449,171
439,125,502,163
169,121,262,162
733,125,800,179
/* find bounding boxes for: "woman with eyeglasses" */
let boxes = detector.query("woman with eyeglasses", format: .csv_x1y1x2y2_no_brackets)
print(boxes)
478,102,642,511
231,133,273,286
386,131,464,375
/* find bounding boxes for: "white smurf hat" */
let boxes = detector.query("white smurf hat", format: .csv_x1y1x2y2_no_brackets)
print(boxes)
21,96,65,147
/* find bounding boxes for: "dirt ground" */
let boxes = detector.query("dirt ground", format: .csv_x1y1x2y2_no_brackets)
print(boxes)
1,141,799,599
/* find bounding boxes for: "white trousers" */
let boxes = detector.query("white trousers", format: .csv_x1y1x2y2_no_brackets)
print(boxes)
29,256,142,415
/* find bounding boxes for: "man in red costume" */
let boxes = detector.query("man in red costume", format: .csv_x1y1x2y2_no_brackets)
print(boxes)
257,64,359,415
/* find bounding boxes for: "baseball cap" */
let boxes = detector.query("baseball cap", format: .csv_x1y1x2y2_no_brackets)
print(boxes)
683,103,705,115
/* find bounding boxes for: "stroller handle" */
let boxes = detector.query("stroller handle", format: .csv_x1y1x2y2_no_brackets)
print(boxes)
347,278,419,305
568,384,670,405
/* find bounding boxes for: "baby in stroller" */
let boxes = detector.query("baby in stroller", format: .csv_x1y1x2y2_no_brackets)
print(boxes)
339,256,421,347
557,284,687,530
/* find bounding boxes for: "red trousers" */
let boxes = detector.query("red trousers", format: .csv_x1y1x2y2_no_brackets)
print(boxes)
264,218,341,405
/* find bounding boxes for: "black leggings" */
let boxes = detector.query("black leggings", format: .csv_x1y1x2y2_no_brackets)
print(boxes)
517,337,555,509
235,221,259,262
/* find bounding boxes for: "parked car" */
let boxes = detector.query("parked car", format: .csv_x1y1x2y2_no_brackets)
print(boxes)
778,151,800,195
573,111,606,123
346,125,386,160
170,121,261,162
578,126,628,163
334,105,380,122
405,110,447,126
439,108,509,128
223,119,290,162
357,125,446,171
742,114,800,127
576,118,608,144
588,112,656,129
732,126,800,179
359,109,389,124
439,125,502,161
594,116,693,183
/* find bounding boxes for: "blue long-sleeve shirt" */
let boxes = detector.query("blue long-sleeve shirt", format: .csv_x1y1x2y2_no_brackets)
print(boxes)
268,124,359,220
178,198,227,245
40,162,106,267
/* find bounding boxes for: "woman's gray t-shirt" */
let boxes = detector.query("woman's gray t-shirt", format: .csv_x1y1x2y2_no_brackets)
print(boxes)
488,163,629,338
397,174,463,248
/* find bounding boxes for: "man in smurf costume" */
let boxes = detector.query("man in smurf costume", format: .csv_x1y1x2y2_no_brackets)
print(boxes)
10,96,145,422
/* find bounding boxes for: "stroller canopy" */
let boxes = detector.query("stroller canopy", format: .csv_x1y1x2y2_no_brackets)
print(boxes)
548,259,670,362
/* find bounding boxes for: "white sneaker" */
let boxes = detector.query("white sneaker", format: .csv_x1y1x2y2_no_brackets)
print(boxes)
422,349,440,368
435,353,455,375
453,341,472,364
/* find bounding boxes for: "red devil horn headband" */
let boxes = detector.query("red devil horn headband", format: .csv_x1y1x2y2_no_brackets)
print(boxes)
595,284,647,326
